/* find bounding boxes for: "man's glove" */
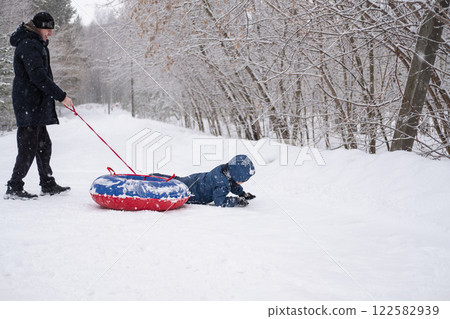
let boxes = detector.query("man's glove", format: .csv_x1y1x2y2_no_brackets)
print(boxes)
237,197,249,207
241,191,256,200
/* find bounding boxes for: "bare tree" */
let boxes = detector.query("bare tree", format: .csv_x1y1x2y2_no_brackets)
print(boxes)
391,0,449,152
113,0,449,158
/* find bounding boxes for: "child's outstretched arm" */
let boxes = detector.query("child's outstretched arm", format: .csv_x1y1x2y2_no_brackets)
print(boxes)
230,184,256,201
240,191,256,200
213,186,248,207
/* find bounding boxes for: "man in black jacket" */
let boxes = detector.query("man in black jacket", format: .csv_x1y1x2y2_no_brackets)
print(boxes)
5,12,74,200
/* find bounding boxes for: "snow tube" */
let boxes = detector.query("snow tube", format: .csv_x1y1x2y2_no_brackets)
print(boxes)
90,169,190,211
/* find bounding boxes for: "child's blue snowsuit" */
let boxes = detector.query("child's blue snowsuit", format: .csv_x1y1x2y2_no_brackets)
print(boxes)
165,155,255,207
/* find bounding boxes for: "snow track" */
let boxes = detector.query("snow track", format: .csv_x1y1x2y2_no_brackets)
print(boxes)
1,105,449,300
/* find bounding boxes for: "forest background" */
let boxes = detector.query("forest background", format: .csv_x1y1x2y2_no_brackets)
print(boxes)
0,0,449,158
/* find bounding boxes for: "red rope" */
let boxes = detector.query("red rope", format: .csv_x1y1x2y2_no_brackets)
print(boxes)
65,105,137,175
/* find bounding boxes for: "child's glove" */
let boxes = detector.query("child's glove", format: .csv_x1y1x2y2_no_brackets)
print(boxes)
241,191,256,200
237,197,249,207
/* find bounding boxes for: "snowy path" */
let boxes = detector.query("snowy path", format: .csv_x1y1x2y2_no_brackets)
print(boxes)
1,105,449,300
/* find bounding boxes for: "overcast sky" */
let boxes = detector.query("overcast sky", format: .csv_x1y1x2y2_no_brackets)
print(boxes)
71,0,111,25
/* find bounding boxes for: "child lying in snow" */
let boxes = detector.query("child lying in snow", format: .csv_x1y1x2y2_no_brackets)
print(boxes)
154,154,256,207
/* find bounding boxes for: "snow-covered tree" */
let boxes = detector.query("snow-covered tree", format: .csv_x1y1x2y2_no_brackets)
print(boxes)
123,0,449,158
51,16,88,104
0,1,32,131
391,0,449,153
31,0,75,27
31,0,87,108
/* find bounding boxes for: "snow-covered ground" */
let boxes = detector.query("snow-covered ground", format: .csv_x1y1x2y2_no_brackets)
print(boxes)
1,104,450,301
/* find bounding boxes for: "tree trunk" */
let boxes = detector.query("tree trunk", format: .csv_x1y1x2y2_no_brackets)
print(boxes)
391,0,449,151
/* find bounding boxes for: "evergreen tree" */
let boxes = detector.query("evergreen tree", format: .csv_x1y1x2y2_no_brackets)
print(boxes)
52,16,88,102
31,0,75,28
0,30,14,130
31,0,87,107
0,1,32,131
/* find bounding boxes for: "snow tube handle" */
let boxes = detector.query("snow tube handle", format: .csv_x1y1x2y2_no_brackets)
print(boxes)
106,167,175,182
165,174,175,182
143,173,176,182
107,167,116,176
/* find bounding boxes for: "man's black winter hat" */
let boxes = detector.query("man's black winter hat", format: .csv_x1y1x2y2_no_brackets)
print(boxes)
32,12,55,29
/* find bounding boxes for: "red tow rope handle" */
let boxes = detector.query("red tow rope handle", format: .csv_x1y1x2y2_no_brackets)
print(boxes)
65,105,137,175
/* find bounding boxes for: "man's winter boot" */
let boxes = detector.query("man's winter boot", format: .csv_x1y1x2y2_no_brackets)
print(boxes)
4,181,38,200
40,181,71,196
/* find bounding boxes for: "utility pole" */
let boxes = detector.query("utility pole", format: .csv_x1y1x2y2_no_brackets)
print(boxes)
131,60,135,117
107,57,111,115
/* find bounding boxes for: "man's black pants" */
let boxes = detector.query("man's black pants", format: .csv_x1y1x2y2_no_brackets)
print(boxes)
8,126,55,189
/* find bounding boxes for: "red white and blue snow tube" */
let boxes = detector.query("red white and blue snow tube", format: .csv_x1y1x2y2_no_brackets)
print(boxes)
90,168,190,211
